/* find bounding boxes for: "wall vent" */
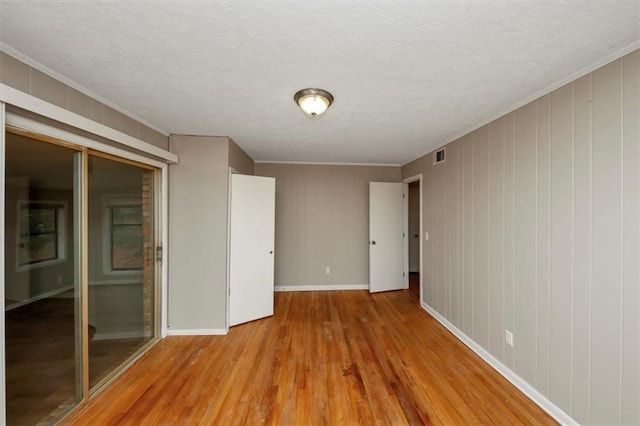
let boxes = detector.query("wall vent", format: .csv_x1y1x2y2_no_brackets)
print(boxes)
433,148,446,164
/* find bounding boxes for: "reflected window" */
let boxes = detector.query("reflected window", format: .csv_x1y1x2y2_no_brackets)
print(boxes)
103,198,144,273
17,201,66,268
110,205,143,270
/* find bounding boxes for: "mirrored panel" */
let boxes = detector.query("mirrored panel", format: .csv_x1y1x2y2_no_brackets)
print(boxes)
4,131,82,424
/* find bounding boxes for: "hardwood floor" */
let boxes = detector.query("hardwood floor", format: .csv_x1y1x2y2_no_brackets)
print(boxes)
409,272,420,298
5,294,148,425
63,290,555,425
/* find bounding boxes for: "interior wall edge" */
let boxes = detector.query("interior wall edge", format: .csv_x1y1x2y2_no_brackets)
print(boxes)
421,301,577,425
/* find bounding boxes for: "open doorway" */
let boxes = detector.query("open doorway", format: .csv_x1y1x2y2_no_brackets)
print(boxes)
403,175,422,302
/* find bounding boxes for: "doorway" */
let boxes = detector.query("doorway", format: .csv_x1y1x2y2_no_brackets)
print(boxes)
404,175,422,302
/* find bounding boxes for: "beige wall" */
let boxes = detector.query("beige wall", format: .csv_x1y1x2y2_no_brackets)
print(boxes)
168,135,255,331
228,139,254,175
402,50,639,424
168,136,229,330
254,163,401,287
0,51,168,150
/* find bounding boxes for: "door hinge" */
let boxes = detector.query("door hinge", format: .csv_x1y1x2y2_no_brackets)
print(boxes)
403,272,405,277
403,193,405,199
155,246,163,262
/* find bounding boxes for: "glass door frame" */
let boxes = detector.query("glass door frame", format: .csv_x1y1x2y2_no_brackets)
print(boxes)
1,105,169,422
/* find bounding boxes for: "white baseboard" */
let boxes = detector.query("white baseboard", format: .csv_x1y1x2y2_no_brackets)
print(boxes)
274,284,369,292
5,285,74,311
167,328,228,336
419,301,577,426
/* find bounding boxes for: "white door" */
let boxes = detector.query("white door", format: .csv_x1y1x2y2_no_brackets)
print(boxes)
229,174,276,326
369,182,405,293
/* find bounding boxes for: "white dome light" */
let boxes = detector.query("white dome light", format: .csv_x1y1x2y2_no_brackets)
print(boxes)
294,88,334,117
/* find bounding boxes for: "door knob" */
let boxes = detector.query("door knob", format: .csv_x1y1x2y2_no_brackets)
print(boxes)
371,240,376,245
270,251,273,254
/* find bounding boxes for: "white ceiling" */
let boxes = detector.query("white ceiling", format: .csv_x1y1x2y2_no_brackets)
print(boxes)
1,1,639,165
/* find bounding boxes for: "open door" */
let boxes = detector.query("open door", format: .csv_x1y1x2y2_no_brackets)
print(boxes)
229,174,276,326
369,182,405,293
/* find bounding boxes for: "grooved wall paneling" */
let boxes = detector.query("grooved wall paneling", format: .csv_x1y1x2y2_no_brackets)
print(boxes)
571,73,592,424
503,111,516,371
488,118,505,361
513,101,537,387
401,49,639,424
621,49,640,426
535,94,551,397
254,164,401,287
590,58,623,425
472,126,489,349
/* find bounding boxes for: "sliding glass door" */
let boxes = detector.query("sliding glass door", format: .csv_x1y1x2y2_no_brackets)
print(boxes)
4,131,83,424
3,128,159,424
87,153,156,389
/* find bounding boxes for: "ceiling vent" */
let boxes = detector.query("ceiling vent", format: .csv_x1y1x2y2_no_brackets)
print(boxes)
433,148,446,165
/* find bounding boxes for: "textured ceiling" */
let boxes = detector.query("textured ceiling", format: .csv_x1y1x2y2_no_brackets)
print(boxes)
1,1,639,165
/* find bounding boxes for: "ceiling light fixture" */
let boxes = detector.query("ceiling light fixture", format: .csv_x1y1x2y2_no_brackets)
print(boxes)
294,88,334,117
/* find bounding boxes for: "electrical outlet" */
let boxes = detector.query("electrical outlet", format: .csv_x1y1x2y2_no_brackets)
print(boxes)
325,266,331,274
424,232,430,241
505,330,514,346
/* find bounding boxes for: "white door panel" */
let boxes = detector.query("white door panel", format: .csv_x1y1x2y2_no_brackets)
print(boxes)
369,182,405,293
229,174,276,326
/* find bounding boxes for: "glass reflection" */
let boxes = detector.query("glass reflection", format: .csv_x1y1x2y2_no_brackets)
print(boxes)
87,155,154,388
4,132,82,424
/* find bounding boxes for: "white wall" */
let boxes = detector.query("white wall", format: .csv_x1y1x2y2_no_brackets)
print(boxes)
402,49,639,424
